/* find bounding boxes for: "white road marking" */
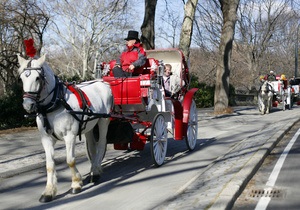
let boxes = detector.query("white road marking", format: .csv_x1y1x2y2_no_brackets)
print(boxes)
255,128,300,210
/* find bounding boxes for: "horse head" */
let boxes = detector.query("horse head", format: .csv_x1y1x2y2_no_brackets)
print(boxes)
261,81,272,94
17,54,55,113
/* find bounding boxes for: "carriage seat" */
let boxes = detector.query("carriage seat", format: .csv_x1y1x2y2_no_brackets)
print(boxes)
102,58,157,109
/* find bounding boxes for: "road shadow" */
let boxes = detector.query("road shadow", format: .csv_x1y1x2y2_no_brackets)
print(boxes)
23,136,215,210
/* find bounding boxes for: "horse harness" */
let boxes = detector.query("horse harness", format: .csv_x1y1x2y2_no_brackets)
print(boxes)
22,59,94,141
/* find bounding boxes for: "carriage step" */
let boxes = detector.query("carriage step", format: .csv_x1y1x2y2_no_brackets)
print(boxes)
113,143,129,150
113,133,147,151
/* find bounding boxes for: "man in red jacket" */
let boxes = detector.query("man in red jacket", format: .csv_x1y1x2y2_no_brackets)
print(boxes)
113,30,146,77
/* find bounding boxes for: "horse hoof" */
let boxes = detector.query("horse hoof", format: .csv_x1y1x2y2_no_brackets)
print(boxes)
39,195,53,203
71,188,82,194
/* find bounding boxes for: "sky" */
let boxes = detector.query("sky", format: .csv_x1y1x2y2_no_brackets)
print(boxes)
133,0,185,48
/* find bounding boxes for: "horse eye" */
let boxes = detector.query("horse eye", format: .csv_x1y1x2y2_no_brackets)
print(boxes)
36,77,40,81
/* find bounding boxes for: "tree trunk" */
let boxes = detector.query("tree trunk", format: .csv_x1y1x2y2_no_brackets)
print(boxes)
141,0,157,50
214,0,239,113
179,0,198,60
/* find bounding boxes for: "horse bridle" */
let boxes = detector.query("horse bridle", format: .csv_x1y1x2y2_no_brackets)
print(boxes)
21,59,47,102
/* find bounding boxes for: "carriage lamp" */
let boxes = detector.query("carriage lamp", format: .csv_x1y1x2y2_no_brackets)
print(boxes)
95,63,102,78
157,60,164,86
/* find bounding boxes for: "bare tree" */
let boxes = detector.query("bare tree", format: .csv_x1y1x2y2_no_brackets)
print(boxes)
141,0,157,50
47,0,132,80
214,0,240,113
179,0,198,60
235,0,292,89
0,0,49,95
192,0,298,92
156,1,183,48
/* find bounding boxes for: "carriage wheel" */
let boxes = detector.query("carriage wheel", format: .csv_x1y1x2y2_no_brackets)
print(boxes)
150,114,168,167
185,100,198,151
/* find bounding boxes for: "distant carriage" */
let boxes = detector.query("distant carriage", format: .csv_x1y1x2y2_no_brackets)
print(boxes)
269,76,293,110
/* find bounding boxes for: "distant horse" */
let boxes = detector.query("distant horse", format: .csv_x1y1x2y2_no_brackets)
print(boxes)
17,54,113,202
258,81,273,114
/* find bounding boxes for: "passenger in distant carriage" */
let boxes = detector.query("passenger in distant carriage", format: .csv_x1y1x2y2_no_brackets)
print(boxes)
113,30,146,77
280,74,288,89
264,70,277,81
163,64,172,97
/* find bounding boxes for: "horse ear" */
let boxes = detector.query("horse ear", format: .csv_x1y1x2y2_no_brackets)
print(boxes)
40,54,47,63
36,54,47,66
41,54,46,63
17,54,27,66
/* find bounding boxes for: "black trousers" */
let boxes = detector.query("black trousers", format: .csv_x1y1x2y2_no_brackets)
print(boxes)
113,67,131,78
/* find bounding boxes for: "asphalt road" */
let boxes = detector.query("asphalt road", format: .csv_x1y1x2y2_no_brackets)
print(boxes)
233,121,300,210
0,106,299,210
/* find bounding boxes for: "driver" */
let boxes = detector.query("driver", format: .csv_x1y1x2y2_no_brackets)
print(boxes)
113,30,146,77
265,70,276,81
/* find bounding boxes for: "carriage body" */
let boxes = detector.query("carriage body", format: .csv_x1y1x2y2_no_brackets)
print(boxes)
101,48,198,166
269,78,293,110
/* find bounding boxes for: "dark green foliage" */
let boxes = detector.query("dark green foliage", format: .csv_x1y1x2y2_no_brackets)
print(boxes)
0,83,35,130
59,74,81,83
189,74,236,108
189,74,215,108
228,84,236,106
0,73,83,130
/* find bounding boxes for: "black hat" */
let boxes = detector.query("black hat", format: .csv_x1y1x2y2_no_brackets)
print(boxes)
124,30,140,42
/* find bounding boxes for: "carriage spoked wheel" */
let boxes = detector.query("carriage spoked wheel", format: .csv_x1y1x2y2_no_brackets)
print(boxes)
185,99,198,151
150,114,168,167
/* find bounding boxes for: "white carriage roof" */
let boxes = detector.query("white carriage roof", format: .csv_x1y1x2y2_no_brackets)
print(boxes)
146,49,184,65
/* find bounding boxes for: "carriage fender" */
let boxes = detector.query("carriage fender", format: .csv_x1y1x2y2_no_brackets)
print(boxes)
182,88,199,135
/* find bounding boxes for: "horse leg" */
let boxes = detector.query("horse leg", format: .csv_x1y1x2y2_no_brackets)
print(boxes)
266,104,269,114
266,98,270,114
261,101,265,115
39,135,57,203
65,134,83,194
85,119,109,183
266,97,272,114
268,96,273,113
84,128,98,182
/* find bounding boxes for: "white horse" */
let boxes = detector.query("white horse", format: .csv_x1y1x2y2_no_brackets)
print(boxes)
17,54,113,202
258,81,274,115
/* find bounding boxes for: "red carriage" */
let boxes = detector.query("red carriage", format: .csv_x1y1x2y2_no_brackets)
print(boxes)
98,48,198,166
